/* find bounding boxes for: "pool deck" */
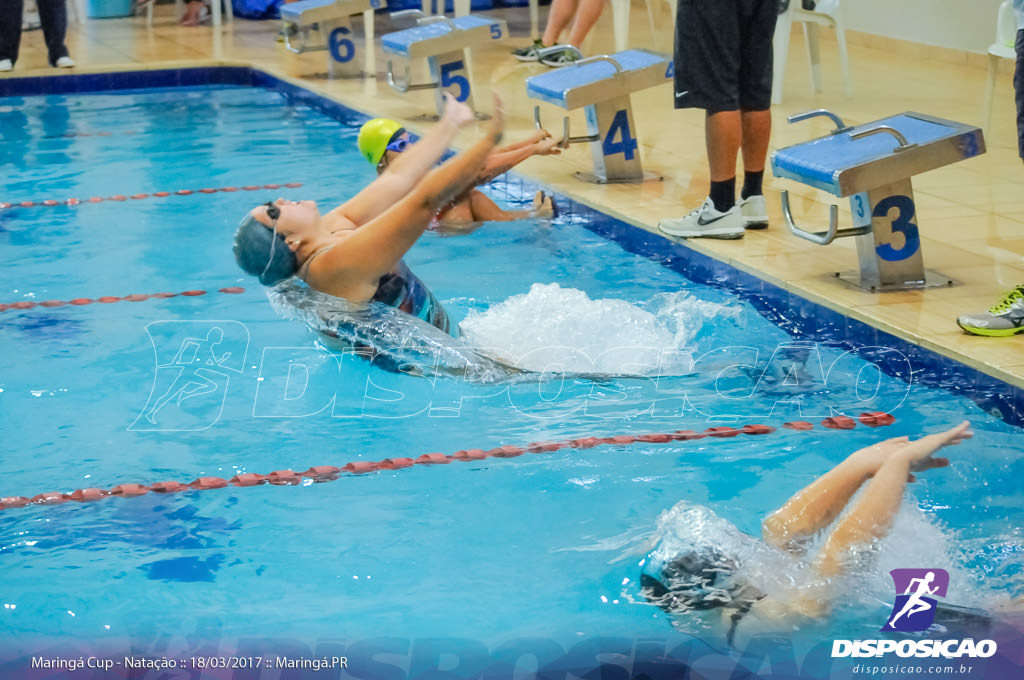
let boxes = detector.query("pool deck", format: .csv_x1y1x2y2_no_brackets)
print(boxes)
6,5,1024,389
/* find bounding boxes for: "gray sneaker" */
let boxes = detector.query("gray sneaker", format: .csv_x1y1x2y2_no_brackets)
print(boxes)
957,285,1024,337
737,194,768,229
658,198,744,239
539,46,582,67
512,39,545,62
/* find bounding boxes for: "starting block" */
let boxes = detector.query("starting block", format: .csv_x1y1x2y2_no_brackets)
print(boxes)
382,14,508,117
526,50,672,183
771,109,985,292
280,0,385,78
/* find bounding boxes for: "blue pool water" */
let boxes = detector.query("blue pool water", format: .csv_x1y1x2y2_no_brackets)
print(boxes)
1,81,1023,678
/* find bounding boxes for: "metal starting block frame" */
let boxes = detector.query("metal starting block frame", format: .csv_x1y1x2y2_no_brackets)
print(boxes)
526,49,673,184
280,0,385,78
771,109,986,292
382,13,508,117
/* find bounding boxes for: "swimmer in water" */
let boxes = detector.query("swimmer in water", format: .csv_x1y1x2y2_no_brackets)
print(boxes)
642,421,974,644
358,117,560,231
232,93,503,336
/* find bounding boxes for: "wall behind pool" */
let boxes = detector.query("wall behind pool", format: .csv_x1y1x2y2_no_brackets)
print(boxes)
2,66,1022,427
840,0,1003,53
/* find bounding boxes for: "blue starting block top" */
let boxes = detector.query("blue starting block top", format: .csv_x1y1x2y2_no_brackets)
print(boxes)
381,15,505,57
772,112,984,196
280,0,382,26
525,50,672,110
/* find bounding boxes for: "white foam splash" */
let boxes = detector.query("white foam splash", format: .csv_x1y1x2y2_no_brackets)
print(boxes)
459,283,741,376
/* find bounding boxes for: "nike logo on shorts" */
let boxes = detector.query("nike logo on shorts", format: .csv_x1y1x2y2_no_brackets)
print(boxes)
675,90,689,98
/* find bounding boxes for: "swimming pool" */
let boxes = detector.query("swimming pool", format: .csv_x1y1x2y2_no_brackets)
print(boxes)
1,69,1023,679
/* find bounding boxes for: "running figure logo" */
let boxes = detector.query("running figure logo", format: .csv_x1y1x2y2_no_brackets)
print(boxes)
131,321,249,431
882,568,949,632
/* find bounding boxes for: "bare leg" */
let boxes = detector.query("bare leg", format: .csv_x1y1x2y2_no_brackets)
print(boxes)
739,109,771,174
706,110,742,182
542,0,579,46
813,421,972,578
181,0,205,25
565,0,605,48
762,435,911,552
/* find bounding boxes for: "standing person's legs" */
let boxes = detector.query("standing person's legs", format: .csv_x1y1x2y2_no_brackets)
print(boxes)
35,0,69,66
658,0,746,239
541,0,579,46
0,0,27,66
565,0,605,48
735,0,777,227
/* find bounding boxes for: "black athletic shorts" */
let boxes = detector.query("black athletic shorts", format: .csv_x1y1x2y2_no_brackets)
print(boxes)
1016,28,1023,159
673,0,779,113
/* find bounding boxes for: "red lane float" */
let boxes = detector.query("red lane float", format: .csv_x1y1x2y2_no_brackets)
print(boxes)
0,286,246,313
0,183,304,211
0,417,896,513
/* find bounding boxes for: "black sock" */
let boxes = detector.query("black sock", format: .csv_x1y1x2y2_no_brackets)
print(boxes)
709,178,736,212
741,171,764,200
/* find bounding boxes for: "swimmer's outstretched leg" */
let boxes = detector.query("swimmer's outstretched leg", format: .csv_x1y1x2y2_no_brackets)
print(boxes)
762,435,912,552
812,421,972,579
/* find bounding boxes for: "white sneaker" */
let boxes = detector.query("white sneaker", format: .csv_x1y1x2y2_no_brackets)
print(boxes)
55,56,76,68
658,198,744,239
737,194,769,230
0,59,12,72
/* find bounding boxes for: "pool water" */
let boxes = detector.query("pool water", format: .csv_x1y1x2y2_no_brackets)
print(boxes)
1,84,1022,676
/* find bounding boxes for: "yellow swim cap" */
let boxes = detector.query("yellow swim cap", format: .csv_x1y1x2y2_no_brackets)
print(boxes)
357,118,404,166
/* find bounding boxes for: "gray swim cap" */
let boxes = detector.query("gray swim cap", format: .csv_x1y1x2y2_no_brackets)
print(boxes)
233,212,298,286
642,547,742,612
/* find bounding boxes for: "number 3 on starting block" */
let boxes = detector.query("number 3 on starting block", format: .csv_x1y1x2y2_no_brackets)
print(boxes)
872,194,921,262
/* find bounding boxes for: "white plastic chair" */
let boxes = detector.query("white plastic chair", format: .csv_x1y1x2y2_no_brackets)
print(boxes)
772,0,853,104
146,0,234,26
982,0,1018,131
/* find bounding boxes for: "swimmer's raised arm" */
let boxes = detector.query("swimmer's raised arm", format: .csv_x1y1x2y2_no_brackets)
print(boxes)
306,96,504,302
331,94,475,226
475,130,561,185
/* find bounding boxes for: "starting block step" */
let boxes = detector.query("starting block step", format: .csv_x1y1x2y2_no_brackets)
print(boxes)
526,49,672,110
770,110,985,292
772,112,984,197
526,50,672,184
280,0,385,78
382,14,505,59
382,14,507,116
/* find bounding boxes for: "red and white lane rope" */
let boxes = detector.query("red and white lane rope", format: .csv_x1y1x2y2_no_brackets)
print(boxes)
0,414,896,512
0,287,246,313
0,183,303,211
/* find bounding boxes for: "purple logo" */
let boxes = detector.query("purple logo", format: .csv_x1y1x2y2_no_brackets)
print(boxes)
881,568,949,632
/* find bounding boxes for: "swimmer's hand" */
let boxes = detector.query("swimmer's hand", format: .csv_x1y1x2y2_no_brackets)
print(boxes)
533,135,563,156
488,92,504,145
441,92,475,130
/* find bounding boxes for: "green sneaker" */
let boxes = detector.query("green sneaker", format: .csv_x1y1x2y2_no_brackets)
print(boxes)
512,39,545,62
957,284,1024,336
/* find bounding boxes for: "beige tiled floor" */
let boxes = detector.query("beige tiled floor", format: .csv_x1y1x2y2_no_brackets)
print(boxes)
7,3,1024,386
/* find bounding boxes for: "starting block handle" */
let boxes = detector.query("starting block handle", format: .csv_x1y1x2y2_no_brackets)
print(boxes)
533,106,598,148
573,54,625,71
386,59,439,92
849,125,918,153
788,108,852,134
390,8,425,18
782,190,869,245
418,14,457,28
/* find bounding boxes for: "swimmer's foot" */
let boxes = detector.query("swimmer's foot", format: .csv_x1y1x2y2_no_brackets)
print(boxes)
531,190,556,219
893,421,973,480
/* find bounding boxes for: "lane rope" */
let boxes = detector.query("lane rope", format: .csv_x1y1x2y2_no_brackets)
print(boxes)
0,287,246,313
0,414,896,512
0,183,303,211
